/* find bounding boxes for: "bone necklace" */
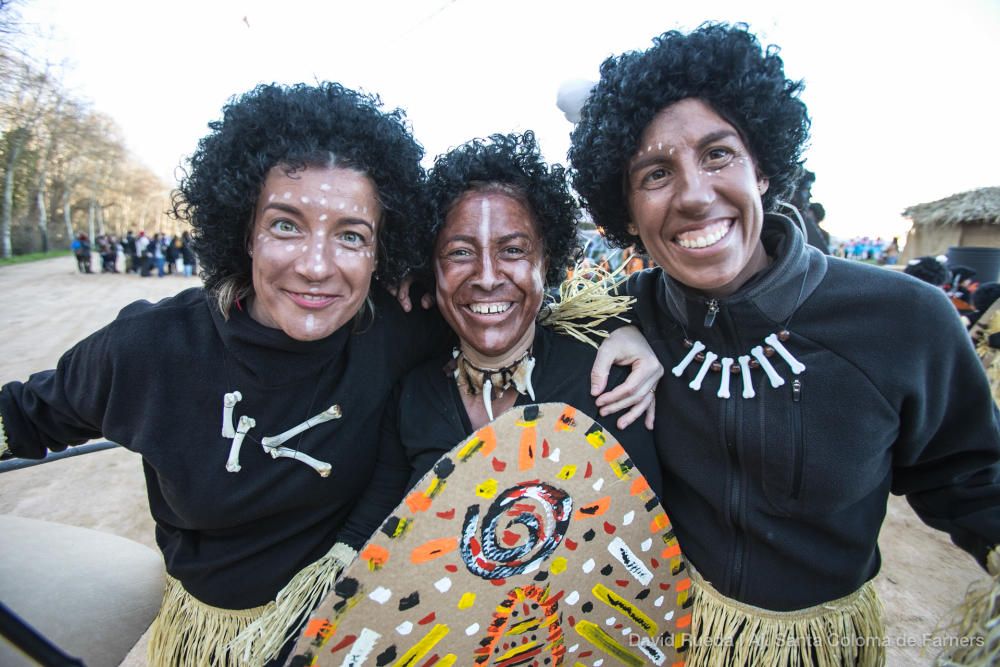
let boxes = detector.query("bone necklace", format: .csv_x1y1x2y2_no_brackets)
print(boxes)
671,330,805,399
453,347,536,421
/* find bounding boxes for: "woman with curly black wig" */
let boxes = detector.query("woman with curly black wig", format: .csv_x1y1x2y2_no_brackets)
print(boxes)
0,82,455,667
569,23,1000,666
335,131,663,559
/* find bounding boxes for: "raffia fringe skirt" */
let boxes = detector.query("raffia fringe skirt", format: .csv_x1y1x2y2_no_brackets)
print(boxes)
687,566,885,667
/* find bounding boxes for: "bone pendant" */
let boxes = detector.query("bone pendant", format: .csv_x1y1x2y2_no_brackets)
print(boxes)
751,345,785,388
261,404,342,448
717,357,734,398
482,378,495,421
672,340,706,377
269,447,332,477
689,351,718,391
764,333,806,375
738,355,755,398
221,391,242,438
225,415,256,473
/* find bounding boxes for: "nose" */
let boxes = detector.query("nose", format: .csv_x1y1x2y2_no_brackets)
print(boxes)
471,253,504,291
294,242,338,283
675,164,715,215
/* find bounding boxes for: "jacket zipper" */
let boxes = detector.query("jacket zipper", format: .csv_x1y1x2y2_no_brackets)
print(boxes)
704,298,719,327
718,306,744,595
791,378,804,499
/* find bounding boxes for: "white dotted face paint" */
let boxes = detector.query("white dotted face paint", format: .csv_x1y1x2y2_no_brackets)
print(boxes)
268,194,276,202
305,314,315,332
283,191,292,199
318,215,327,223
319,198,327,207
338,202,346,210
285,244,294,252
301,245,307,252
319,183,331,191
300,196,310,204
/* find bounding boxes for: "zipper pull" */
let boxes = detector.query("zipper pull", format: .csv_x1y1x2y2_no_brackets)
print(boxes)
703,299,719,328
792,378,801,402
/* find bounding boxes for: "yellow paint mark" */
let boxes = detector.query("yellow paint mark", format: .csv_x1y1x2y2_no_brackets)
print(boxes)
457,592,476,610
360,543,389,570
458,436,485,461
574,620,644,667
437,656,457,667
386,517,410,538
677,589,690,607
495,640,541,663
585,428,607,448
426,477,446,498
508,618,541,635
391,624,449,667
550,557,567,575
476,478,498,498
592,583,658,637
557,465,577,479
609,460,632,480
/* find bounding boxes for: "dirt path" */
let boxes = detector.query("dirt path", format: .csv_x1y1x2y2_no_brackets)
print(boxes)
0,256,990,665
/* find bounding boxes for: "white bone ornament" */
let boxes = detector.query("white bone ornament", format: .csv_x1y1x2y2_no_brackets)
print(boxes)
738,355,755,398
268,447,332,477
751,345,785,388
261,404,342,448
717,357,734,398
672,340,706,376
225,415,256,473
221,391,242,438
764,333,806,374
689,351,718,391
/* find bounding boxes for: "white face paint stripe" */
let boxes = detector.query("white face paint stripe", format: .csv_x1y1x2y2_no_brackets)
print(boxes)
305,314,315,332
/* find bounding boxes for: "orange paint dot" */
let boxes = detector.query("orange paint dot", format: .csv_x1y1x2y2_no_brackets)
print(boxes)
661,543,682,559
361,543,390,569
630,476,650,496
410,536,458,564
603,443,626,462
405,490,432,513
573,496,611,520
676,614,692,629
676,578,691,591
649,513,671,532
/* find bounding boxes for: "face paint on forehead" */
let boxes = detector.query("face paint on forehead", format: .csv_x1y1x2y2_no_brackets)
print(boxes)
478,197,492,243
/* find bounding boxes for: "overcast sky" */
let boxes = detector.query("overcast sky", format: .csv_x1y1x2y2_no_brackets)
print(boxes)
17,0,1000,242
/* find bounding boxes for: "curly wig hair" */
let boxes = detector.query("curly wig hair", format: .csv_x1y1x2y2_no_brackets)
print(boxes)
423,131,580,287
172,82,425,313
569,22,811,251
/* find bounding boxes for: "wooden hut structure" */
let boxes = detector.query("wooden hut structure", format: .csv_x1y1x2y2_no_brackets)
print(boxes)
901,186,1000,262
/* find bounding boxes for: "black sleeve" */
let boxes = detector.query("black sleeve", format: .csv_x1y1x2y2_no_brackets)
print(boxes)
0,326,115,459
891,289,1000,568
337,384,414,551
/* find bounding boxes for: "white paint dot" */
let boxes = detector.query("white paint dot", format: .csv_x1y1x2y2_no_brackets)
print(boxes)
285,245,294,252
300,196,310,204
592,477,605,491
396,621,413,635
622,511,635,526
621,627,632,636
305,314,315,332
353,204,359,212
338,202,346,209
568,643,579,653
565,590,579,605
320,198,327,206
605,616,616,626
313,264,323,272
594,660,604,666
283,191,292,199
301,245,308,252
548,448,561,462
368,587,391,604
640,538,652,552
657,142,663,150
320,183,331,191
434,577,452,593
318,215,327,223
664,610,674,621
268,194,276,202
654,595,664,608
465,623,480,636
582,558,595,574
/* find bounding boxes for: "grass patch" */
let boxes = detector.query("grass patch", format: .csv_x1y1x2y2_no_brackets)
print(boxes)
0,250,72,266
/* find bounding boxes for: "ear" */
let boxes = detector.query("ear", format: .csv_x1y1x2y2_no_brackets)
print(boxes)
757,176,770,195
627,222,639,236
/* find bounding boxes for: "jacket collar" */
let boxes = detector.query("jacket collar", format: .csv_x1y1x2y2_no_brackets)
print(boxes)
658,213,828,328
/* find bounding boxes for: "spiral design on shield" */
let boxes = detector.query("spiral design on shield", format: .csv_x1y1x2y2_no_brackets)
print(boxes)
460,481,572,580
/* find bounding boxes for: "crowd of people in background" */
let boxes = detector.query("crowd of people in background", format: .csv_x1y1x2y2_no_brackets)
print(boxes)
70,230,196,278
831,235,901,264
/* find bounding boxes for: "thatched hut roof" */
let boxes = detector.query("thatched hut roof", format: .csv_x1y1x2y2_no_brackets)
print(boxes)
903,186,1000,226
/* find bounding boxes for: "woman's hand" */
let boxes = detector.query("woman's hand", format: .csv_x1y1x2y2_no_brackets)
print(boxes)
591,326,662,430
389,275,435,312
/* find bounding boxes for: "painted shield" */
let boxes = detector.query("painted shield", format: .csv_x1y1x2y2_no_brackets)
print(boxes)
288,403,690,666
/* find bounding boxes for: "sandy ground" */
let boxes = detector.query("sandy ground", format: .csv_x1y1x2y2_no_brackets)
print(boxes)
0,255,991,666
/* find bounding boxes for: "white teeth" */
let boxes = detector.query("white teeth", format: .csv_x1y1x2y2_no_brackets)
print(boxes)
469,302,511,315
676,221,731,249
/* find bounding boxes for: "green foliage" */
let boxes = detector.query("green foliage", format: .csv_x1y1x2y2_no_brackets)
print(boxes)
0,249,69,266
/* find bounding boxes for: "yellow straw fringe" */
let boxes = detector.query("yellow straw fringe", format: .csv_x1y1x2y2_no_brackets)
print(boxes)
687,567,885,667
147,576,269,667
229,541,357,666
540,261,635,349
935,546,1000,666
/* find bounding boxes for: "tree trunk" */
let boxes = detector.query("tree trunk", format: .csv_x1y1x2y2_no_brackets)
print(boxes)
87,199,95,245
61,191,72,243
1,129,27,258
34,189,48,252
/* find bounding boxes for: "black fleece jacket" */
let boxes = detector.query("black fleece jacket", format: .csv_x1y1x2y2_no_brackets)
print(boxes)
627,214,1000,610
0,286,446,609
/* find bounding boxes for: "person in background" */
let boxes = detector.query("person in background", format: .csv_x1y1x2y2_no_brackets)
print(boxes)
569,22,1000,666
903,254,950,287
180,230,197,277
71,232,92,274
123,230,138,273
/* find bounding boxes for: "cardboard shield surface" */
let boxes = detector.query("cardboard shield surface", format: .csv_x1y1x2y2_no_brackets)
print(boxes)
289,403,689,666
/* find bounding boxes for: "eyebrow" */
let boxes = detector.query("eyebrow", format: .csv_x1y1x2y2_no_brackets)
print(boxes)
262,202,375,232
627,129,741,176
441,232,533,245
